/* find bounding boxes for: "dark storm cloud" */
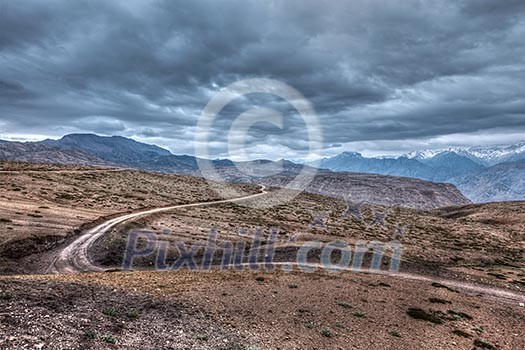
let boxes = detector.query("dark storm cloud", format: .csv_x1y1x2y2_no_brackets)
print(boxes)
0,0,524,157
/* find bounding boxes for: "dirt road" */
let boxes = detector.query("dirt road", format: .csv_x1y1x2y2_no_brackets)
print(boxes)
44,184,525,304
46,186,268,273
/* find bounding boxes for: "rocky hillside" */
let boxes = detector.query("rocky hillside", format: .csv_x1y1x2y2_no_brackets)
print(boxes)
0,134,202,174
421,151,485,180
0,141,108,166
451,159,525,202
42,134,171,165
261,171,471,209
316,151,487,183
317,152,436,180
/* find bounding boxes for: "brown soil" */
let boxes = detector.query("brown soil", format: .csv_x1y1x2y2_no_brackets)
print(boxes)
5,269,524,349
0,277,251,349
1,161,524,349
0,161,258,273
98,193,525,291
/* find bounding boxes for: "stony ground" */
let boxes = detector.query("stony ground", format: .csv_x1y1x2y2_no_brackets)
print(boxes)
98,194,525,291
2,270,524,350
1,161,524,349
0,161,258,273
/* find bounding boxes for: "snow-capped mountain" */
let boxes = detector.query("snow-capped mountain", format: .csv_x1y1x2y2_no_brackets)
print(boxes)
315,141,525,203
405,141,525,166
316,151,436,179
316,151,485,183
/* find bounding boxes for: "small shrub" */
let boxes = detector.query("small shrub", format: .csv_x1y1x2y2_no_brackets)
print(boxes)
306,322,315,329
103,307,118,317
0,293,13,300
288,283,298,289
473,339,496,350
84,331,97,339
473,326,484,333
447,310,473,320
487,272,506,280
102,334,117,344
353,312,366,318
389,330,401,337
127,310,140,319
431,282,458,293
255,276,265,282
428,297,450,304
0,218,12,223
320,329,333,338
297,308,307,313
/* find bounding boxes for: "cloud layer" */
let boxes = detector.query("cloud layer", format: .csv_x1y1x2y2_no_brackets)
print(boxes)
1,0,524,158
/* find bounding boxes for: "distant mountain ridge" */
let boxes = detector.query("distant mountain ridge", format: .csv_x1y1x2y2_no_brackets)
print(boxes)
0,133,472,209
451,159,525,202
405,141,525,166
42,133,171,167
311,141,525,203
40,133,204,175
316,151,435,179
0,140,109,166
0,133,523,203
315,150,485,183
319,139,525,179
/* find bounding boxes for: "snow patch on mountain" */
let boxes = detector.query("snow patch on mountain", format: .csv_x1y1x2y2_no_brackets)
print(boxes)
405,141,525,166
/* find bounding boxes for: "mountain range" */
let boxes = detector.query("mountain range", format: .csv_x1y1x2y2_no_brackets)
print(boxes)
316,145,525,202
0,133,523,204
316,151,484,182
405,142,525,166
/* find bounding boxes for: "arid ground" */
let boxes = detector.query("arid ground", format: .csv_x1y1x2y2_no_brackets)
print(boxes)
0,161,524,349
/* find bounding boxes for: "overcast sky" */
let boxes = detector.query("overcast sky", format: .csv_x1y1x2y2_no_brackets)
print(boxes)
1,0,525,159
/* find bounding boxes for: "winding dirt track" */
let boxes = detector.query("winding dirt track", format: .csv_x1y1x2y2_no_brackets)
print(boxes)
46,186,268,274
45,185,525,304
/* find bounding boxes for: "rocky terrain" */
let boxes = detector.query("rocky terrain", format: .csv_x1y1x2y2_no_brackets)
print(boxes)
260,171,471,209
0,142,109,166
0,161,523,349
450,159,525,202
94,189,523,291
0,161,258,274
314,142,525,202
0,277,250,349
1,270,523,350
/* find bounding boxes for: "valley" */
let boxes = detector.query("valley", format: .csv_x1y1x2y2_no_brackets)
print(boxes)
0,161,258,274
0,160,523,349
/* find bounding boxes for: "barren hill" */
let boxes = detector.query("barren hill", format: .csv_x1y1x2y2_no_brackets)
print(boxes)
260,171,471,209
